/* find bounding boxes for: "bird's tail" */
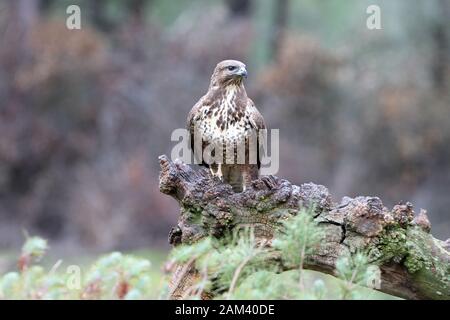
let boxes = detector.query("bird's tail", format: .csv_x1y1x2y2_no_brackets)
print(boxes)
221,165,243,193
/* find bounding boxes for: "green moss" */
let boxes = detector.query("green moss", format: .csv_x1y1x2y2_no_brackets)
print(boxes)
403,229,430,273
184,206,203,224
369,223,448,291
255,200,272,212
370,226,408,264
405,227,449,287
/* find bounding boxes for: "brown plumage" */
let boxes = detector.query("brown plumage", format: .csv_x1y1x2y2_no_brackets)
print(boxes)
187,60,266,192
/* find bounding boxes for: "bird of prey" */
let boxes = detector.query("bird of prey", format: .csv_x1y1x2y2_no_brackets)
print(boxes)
187,60,266,192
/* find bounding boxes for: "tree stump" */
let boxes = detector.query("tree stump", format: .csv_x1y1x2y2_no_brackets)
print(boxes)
158,155,450,300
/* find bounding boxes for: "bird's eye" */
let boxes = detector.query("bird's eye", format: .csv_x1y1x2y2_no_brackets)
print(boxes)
227,66,236,71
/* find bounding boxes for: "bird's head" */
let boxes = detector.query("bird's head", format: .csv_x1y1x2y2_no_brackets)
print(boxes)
210,60,248,87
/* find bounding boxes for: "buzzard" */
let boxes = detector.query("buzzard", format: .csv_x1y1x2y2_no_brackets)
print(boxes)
187,60,266,192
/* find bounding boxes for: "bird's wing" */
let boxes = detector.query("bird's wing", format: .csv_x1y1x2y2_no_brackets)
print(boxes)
187,95,209,167
247,98,266,131
247,98,266,169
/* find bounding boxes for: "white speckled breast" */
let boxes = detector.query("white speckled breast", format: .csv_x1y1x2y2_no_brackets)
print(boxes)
197,86,253,145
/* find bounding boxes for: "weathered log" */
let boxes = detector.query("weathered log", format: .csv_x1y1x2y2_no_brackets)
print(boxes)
158,155,450,300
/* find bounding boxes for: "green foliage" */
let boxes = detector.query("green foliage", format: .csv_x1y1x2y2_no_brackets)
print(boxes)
21,236,48,262
82,252,152,299
170,228,271,299
0,237,155,300
0,218,389,300
273,209,324,267
229,270,331,300
170,237,214,264
169,208,386,300
335,252,381,299
273,209,324,291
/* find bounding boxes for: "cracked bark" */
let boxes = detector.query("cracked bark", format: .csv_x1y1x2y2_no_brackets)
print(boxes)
159,155,450,300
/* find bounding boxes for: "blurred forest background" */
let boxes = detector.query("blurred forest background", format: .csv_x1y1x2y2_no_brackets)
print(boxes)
0,0,449,257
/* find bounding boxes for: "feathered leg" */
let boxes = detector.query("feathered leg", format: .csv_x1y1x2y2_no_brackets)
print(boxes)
209,163,218,176
222,165,243,193
209,164,224,180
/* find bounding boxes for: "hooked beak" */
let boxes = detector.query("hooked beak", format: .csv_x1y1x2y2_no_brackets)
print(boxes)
236,67,248,78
